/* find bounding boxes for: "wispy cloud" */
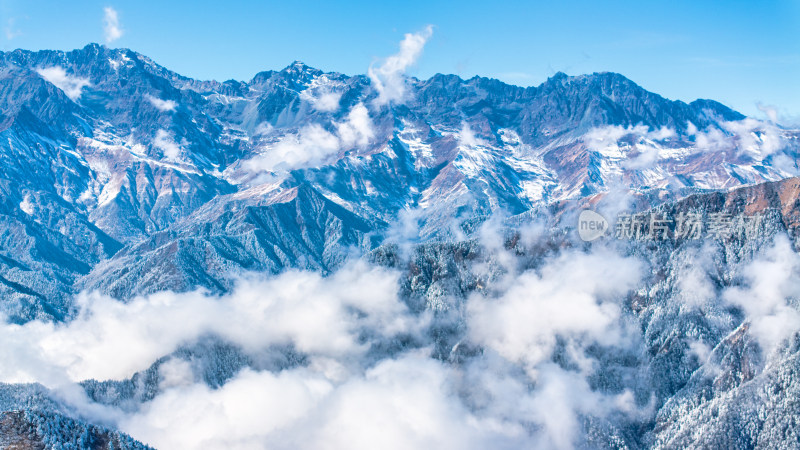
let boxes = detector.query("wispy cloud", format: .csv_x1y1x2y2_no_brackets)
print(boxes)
582,124,677,170
684,118,788,158
103,6,123,44
300,88,342,112
145,94,178,112
724,235,800,351
368,25,433,106
154,129,184,161
686,54,800,69
4,17,21,40
757,103,779,123
36,67,91,101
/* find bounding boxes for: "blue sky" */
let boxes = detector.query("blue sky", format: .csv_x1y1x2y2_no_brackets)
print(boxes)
0,0,798,120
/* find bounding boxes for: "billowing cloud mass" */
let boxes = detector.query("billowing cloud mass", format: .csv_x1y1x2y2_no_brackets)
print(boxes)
0,233,658,450
121,353,521,450
110,243,650,450
0,262,416,385
103,7,123,43
36,67,91,101
1,212,799,450
336,103,374,147
584,124,654,148
145,94,177,112
468,248,642,375
244,103,374,173
368,25,433,105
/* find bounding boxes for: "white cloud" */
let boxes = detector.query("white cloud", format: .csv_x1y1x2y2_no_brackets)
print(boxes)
244,123,340,173
723,235,800,351
621,147,660,170
336,103,374,148
467,249,642,376
157,358,195,390
154,129,183,160
300,88,342,112
583,124,677,170
36,67,91,101
0,235,665,449
145,94,177,112
5,18,21,40
585,120,789,171
253,122,274,136
458,123,486,147
720,118,785,156
648,126,678,140
688,124,731,153
0,262,416,385
79,229,798,450
103,6,123,44
673,245,718,308
757,103,779,123
769,153,800,176
368,25,433,106
526,364,606,449
584,124,676,150
244,103,374,173
276,353,514,450
686,118,786,157
122,367,333,449
584,124,651,149
120,352,532,450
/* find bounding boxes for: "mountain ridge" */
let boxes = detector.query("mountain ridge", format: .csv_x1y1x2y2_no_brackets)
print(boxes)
0,43,794,322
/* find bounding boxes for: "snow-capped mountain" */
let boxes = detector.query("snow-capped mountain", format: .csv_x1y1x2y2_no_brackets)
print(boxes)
0,43,796,321
2,44,800,449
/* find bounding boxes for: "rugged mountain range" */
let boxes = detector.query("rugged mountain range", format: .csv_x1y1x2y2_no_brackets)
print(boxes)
0,43,799,449
0,43,796,322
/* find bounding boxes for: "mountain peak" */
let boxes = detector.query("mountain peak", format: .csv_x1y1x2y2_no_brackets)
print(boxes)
82,42,106,52
281,60,317,74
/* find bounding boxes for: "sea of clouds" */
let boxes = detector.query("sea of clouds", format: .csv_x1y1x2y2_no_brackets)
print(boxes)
1,213,798,449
